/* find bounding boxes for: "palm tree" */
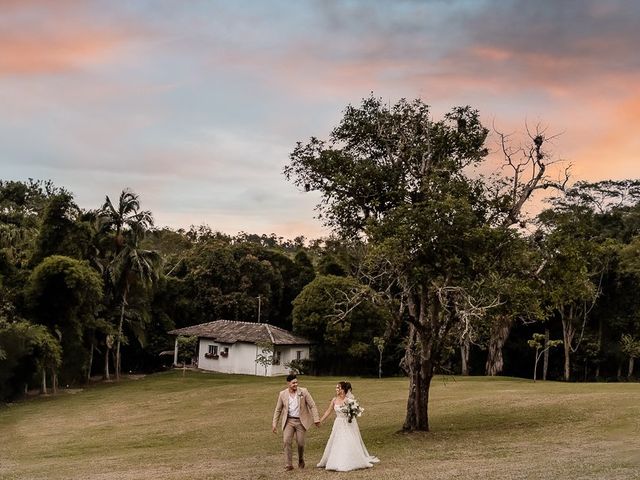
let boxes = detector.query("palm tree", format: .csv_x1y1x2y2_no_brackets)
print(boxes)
100,189,153,251
100,190,159,380
109,235,160,379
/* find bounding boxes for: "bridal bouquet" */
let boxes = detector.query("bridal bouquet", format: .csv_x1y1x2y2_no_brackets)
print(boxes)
340,397,364,423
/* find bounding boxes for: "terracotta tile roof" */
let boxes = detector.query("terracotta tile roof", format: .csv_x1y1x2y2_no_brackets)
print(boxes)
168,320,312,345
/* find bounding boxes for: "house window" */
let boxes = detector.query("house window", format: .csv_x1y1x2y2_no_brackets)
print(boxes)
221,347,229,357
273,350,281,365
296,351,302,361
205,345,219,358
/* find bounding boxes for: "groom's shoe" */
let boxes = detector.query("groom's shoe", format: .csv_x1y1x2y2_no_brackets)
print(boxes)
298,460,305,469
284,465,294,471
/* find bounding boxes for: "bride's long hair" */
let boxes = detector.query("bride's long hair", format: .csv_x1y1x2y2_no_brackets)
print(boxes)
339,381,354,399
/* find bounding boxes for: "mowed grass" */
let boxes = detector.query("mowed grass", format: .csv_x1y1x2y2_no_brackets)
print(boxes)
1,372,639,480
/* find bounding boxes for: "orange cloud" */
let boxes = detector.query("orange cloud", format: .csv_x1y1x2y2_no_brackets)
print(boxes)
569,95,640,180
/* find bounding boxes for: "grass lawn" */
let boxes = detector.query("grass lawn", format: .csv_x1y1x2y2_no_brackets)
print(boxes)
1,372,639,480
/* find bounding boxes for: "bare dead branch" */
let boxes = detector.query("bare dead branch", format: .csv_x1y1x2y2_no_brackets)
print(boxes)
493,124,571,227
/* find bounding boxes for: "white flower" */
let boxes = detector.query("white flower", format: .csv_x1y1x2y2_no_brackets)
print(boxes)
340,396,364,423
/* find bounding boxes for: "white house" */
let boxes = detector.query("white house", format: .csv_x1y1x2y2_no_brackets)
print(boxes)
168,320,312,376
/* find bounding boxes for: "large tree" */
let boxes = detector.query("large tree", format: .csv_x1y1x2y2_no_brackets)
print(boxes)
285,95,567,430
481,125,569,376
26,255,103,384
285,96,491,431
536,207,604,381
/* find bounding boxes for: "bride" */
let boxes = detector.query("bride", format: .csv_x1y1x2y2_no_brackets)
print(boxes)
317,381,379,471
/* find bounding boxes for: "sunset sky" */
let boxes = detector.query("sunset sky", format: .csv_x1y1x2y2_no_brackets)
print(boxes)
2,0,639,239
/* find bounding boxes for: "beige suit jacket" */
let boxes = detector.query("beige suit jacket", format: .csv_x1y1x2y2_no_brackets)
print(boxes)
272,387,320,431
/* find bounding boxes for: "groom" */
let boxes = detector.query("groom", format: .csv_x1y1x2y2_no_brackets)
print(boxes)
272,374,320,471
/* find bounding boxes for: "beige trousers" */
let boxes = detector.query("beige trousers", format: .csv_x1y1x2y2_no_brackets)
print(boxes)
282,417,306,467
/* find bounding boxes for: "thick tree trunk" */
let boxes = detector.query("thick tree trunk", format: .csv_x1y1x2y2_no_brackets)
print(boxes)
629,357,635,378
403,357,432,431
52,371,57,394
486,315,513,376
402,326,432,432
542,328,550,381
401,285,451,433
460,336,470,376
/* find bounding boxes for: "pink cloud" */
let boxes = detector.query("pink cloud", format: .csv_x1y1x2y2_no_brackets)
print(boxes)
0,1,149,76
471,46,513,63
0,32,126,75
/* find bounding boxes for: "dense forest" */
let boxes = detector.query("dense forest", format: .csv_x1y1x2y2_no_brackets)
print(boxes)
1,100,640,406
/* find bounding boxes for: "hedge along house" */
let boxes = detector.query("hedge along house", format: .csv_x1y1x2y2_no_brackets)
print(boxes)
168,320,312,376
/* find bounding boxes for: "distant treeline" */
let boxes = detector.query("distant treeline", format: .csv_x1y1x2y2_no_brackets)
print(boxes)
1,176,639,401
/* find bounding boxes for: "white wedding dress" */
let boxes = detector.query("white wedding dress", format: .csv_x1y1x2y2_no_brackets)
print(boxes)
317,403,380,471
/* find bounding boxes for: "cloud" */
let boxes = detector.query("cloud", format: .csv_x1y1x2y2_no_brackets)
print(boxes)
0,1,148,76
567,95,640,180
1,0,639,239
458,1,640,88
0,33,129,75
256,0,640,103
